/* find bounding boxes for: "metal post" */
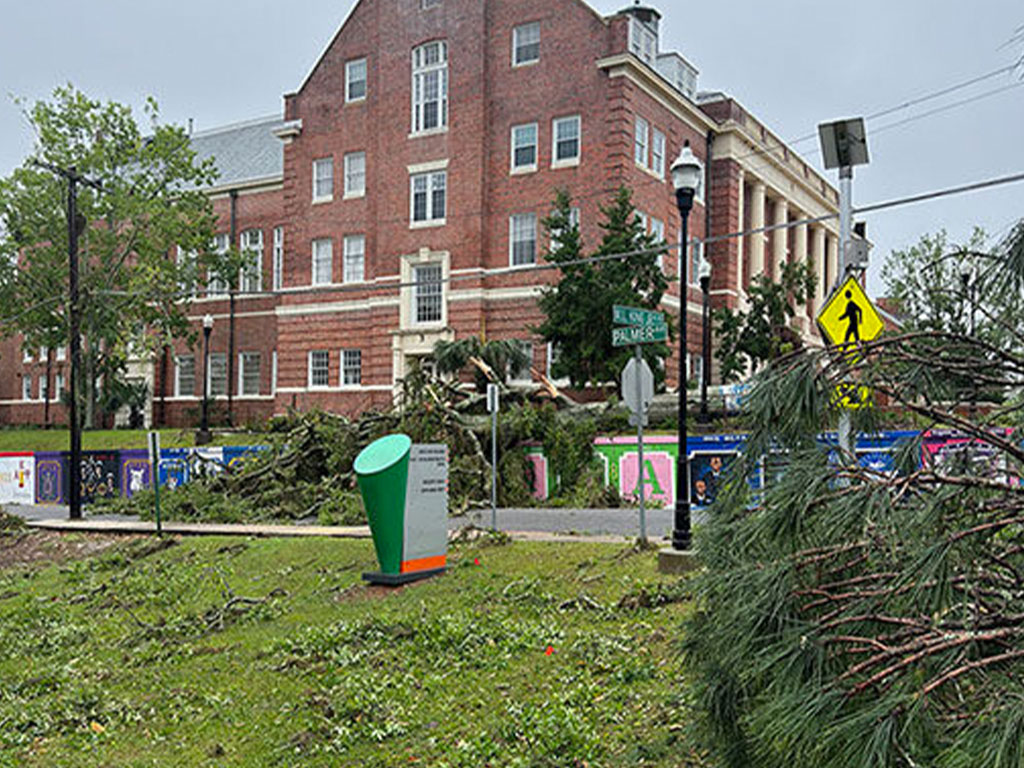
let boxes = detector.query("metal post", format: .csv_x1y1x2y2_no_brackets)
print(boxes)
491,402,498,530
672,189,694,551
68,172,82,521
635,343,647,543
201,325,211,438
699,272,711,423
838,165,854,462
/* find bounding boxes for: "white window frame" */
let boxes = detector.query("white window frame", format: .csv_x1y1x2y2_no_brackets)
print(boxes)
512,22,541,67
509,213,538,267
209,353,228,398
22,375,32,401
175,355,196,398
271,350,278,396
312,157,334,203
177,246,197,299
55,372,65,396
208,233,230,296
652,129,666,178
421,0,440,9
343,235,366,283
56,346,67,362
509,340,534,384
40,374,49,401
272,227,284,291
239,230,263,293
22,347,32,364
345,58,367,103
312,238,333,286
343,151,366,199
411,41,449,135
410,170,447,227
551,115,581,168
239,352,261,397
629,17,658,65
635,116,649,168
412,263,444,326
341,349,362,387
308,350,330,390
511,122,538,173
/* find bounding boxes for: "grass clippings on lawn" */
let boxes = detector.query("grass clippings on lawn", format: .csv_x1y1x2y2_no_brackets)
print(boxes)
0,531,710,767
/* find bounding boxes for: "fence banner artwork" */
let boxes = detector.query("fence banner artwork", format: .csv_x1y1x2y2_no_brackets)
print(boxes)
34,452,67,505
79,452,120,504
118,450,153,499
0,452,35,505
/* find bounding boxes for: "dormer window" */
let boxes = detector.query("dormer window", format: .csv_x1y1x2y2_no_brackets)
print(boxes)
629,17,658,65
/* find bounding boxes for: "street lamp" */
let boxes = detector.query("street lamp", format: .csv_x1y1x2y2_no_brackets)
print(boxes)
670,140,703,553
198,314,214,445
698,254,712,423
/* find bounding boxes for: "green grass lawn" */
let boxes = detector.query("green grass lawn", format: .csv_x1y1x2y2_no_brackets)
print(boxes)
0,532,709,767
0,428,264,453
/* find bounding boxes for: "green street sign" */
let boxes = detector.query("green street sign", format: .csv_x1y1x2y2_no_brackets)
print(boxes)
612,323,668,347
613,305,664,328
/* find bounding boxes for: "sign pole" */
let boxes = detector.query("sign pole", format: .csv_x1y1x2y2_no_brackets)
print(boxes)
635,344,647,543
838,165,854,464
487,383,499,530
148,431,162,537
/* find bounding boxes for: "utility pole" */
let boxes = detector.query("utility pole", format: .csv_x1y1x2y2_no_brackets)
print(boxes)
30,160,101,520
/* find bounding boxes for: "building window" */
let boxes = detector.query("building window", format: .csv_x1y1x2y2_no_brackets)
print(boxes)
552,116,581,166
177,247,197,299
342,349,362,386
410,170,447,225
209,353,228,397
510,340,533,384
510,213,537,266
413,263,443,324
55,372,65,396
549,206,580,249
344,152,366,198
343,235,366,283
240,352,261,396
635,116,649,167
629,17,658,65
209,233,230,296
511,123,538,172
512,22,540,66
56,346,67,362
22,375,32,401
22,347,32,364
652,129,666,177
175,355,195,398
313,157,334,202
346,58,367,102
651,217,666,269
309,350,330,389
240,230,263,293
271,350,278,395
412,41,448,134
636,210,649,232
272,227,284,291
312,238,333,286
421,0,440,8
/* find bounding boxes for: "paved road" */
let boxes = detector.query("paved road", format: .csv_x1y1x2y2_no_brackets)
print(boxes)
7,504,677,540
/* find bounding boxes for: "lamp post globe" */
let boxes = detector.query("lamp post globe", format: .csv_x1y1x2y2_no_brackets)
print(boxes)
670,140,703,552
198,314,214,445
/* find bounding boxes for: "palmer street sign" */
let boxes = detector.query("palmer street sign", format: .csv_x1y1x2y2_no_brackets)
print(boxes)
612,323,669,347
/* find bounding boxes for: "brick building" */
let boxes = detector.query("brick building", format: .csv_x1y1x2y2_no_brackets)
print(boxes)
0,0,840,428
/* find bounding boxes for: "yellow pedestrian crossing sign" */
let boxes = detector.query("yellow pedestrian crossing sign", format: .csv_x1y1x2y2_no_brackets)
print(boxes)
817,276,884,348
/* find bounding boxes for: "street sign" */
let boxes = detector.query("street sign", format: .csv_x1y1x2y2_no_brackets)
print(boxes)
612,323,668,347
832,383,872,410
817,275,884,348
613,305,664,328
621,356,655,426
486,383,500,414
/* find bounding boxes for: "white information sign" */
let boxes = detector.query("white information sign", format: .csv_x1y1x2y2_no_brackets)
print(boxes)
0,453,35,505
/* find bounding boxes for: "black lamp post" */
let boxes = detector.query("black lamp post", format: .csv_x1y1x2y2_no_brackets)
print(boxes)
670,140,703,552
698,255,712,423
198,314,214,445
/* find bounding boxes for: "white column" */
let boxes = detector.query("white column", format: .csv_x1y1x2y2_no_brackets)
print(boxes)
749,181,766,279
794,217,808,328
812,226,827,314
826,234,839,296
772,199,788,283
736,170,746,297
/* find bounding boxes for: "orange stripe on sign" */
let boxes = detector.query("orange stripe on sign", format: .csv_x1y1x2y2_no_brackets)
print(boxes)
401,555,447,574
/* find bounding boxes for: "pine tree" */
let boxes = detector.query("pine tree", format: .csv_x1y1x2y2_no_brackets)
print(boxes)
685,222,1024,768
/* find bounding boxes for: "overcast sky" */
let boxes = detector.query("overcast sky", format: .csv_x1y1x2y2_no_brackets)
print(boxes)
1,0,1021,293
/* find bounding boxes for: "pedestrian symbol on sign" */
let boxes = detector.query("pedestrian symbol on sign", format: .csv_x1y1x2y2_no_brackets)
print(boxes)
838,290,864,344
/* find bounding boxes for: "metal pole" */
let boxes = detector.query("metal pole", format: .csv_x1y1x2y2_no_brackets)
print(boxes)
838,166,854,463
201,326,211,436
635,343,646,543
672,190,694,551
68,172,83,521
699,273,711,422
491,403,498,530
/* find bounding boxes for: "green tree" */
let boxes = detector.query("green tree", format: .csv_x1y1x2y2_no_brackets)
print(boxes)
536,187,671,389
0,86,220,427
433,336,532,392
685,222,1024,768
714,261,816,383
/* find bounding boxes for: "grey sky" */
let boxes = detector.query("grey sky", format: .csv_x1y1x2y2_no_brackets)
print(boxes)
1,0,1022,293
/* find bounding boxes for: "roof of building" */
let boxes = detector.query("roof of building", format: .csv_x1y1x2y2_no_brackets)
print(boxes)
189,115,285,188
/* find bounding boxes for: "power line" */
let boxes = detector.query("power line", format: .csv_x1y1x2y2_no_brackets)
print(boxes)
870,81,1024,138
